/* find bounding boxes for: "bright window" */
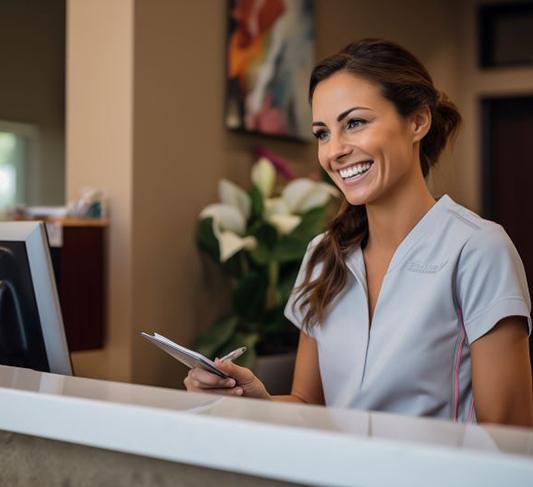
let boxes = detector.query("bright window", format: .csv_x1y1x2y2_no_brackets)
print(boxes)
0,132,20,208
0,122,38,211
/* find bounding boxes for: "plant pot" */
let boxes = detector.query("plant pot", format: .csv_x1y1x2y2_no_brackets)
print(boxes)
253,351,296,395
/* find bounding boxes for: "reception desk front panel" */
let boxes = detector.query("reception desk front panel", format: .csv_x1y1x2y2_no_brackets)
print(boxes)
0,365,532,486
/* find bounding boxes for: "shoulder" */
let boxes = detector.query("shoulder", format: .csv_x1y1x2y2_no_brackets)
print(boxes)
440,200,525,294
463,223,515,260
300,232,327,269
307,232,326,251
440,195,513,256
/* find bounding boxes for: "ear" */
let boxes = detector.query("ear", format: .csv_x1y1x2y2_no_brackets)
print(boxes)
410,105,432,143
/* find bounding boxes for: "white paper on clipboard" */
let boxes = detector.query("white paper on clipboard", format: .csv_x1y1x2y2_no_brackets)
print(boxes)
141,332,228,378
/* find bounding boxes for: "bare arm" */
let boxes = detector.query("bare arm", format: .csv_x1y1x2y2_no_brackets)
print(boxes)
470,316,533,427
273,331,325,405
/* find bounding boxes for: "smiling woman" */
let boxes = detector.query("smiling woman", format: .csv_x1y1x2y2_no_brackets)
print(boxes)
185,39,533,427
300,41,462,325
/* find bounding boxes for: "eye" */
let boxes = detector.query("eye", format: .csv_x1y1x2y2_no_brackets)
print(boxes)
346,118,366,130
312,129,329,142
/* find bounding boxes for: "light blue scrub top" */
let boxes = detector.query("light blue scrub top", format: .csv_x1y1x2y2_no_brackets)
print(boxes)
285,195,532,422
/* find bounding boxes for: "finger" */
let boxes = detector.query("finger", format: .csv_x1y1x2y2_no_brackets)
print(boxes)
214,358,255,385
190,367,226,386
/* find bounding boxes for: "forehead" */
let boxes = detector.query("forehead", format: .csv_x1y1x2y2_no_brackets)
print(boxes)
311,71,389,120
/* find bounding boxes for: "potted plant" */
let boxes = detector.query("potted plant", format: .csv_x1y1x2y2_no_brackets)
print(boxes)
194,157,339,393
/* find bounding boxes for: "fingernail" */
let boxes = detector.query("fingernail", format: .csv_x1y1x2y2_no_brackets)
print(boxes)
235,387,243,395
225,379,236,387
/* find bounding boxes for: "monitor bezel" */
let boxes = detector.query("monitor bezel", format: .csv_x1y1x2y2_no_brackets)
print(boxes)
0,221,72,375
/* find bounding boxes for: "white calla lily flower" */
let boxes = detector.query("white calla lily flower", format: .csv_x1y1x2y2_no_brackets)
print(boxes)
216,230,257,262
200,203,246,235
200,191,256,262
282,178,340,214
219,179,251,221
264,197,291,217
268,214,302,236
251,157,276,197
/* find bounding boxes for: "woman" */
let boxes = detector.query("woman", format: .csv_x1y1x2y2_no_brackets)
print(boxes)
185,39,533,426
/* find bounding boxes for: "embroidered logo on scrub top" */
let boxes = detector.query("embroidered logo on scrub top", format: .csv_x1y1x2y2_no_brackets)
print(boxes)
406,260,448,273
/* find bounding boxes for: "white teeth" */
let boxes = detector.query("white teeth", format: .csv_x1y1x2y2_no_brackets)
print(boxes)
339,162,372,179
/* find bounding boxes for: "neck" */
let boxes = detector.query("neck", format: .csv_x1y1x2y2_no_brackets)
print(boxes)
364,169,436,254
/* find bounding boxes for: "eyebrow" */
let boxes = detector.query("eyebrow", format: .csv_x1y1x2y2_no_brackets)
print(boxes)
312,106,371,127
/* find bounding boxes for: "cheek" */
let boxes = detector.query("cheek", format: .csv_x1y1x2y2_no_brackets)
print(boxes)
346,125,391,156
370,126,411,162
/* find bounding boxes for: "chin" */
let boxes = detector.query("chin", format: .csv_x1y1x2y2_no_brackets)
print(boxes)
345,196,366,206
340,187,375,207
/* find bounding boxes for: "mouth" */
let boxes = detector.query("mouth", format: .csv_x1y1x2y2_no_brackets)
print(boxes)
337,160,374,183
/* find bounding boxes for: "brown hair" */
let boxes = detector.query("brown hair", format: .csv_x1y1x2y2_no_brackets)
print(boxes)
295,38,461,330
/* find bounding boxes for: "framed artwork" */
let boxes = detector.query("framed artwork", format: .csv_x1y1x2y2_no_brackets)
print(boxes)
225,0,315,142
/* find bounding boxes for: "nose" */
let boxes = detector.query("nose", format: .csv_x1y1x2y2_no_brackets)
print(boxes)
327,132,352,164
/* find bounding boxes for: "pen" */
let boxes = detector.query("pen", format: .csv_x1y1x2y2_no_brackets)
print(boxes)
220,346,247,362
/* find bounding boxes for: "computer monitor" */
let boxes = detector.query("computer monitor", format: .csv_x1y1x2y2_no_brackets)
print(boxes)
0,221,72,375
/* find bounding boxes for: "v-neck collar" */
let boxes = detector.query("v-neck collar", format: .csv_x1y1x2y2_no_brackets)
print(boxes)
345,194,452,284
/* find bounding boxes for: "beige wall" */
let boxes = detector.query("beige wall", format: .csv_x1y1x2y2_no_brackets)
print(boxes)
67,0,134,382
131,0,230,386
0,0,65,206
68,0,496,387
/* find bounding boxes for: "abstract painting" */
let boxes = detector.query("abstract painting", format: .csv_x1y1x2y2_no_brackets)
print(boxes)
225,0,315,142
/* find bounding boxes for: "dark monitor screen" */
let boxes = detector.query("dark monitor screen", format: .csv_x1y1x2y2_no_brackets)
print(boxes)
0,222,71,375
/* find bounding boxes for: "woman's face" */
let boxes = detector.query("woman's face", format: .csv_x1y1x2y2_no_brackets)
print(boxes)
311,71,424,206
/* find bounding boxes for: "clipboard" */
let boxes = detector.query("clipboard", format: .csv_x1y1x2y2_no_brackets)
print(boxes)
141,332,229,379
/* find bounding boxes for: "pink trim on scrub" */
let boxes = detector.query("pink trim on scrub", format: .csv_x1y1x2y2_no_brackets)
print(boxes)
453,308,466,421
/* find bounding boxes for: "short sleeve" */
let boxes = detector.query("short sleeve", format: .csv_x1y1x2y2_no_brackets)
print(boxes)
455,224,532,343
284,234,324,337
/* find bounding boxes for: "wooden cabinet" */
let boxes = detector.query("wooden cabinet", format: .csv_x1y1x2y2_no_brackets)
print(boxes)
47,219,107,352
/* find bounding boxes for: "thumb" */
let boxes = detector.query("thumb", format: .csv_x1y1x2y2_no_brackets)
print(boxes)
215,358,255,384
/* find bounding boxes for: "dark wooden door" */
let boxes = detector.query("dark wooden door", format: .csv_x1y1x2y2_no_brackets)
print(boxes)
482,95,533,379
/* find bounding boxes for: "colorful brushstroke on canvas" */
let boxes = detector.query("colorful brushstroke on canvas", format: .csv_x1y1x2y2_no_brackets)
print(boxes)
225,0,314,142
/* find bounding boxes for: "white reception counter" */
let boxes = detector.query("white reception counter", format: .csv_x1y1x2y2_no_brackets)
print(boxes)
1,364,532,486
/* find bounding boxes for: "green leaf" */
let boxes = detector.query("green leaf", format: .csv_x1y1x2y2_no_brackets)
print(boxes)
233,271,268,320
221,251,244,278
249,243,271,266
248,185,264,222
272,207,327,263
290,206,327,243
272,236,307,263
248,221,277,247
196,218,219,262
193,315,239,358
248,221,278,265
262,305,287,334
277,267,299,304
